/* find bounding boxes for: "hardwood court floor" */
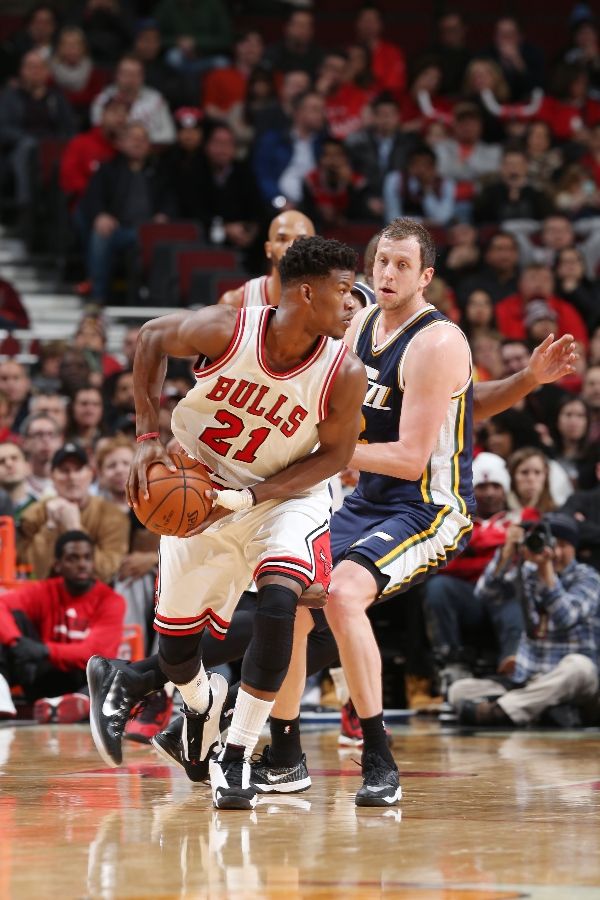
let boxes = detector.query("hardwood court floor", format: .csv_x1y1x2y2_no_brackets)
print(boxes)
1,719,599,899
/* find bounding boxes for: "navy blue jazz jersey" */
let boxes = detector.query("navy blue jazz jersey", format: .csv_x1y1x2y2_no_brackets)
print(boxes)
330,303,475,597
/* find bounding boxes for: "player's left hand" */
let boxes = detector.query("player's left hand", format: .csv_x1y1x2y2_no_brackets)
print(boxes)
181,489,230,537
528,333,578,384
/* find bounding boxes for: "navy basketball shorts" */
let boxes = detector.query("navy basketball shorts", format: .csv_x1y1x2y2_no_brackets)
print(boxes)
330,493,473,598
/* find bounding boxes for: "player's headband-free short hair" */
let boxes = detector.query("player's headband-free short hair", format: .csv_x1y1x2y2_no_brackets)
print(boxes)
55,530,93,559
279,236,358,286
378,218,436,271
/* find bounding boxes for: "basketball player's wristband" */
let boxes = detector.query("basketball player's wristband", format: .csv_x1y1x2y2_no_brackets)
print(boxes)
136,432,160,443
214,488,256,512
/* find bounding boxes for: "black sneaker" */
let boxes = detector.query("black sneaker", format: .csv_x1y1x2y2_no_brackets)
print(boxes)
87,656,141,767
250,745,311,794
151,716,209,783
210,745,257,810
151,673,228,782
355,751,402,807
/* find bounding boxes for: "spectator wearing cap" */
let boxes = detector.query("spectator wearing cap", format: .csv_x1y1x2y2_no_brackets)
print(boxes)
0,530,125,722
450,513,600,727
90,55,175,145
203,30,265,121
424,453,523,688
18,442,129,582
60,97,129,210
495,264,589,347
159,107,205,219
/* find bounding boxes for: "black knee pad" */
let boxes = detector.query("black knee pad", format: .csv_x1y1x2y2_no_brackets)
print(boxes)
158,633,203,684
241,584,298,693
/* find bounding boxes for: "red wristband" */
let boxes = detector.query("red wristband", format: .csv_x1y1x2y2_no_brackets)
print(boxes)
136,432,160,443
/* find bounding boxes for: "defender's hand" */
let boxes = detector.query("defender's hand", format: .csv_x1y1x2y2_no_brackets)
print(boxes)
528,334,578,385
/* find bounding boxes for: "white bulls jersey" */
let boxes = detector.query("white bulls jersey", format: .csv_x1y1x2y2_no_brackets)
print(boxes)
241,275,271,307
171,305,348,494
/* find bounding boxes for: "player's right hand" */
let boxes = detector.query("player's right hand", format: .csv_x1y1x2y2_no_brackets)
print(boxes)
126,439,177,508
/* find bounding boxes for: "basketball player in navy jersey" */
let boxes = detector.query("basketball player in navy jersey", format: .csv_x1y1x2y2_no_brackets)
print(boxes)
251,218,580,807
90,236,367,810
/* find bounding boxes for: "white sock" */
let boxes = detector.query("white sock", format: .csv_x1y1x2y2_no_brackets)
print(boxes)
330,666,350,706
176,662,210,714
226,688,274,757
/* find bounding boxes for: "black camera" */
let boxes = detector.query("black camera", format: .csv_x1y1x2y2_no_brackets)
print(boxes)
522,521,556,554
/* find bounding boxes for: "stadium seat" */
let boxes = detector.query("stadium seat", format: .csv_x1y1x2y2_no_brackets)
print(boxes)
176,249,240,303
138,222,201,273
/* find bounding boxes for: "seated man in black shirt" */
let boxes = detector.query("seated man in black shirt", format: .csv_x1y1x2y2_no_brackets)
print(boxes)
81,122,173,303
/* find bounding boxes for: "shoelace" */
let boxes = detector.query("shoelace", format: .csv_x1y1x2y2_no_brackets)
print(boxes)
224,756,245,787
361,751,394,785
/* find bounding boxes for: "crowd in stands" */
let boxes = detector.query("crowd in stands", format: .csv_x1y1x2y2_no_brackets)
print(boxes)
0,1,600,728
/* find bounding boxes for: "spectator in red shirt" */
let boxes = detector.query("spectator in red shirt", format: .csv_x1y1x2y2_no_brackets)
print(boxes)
315,50,372,140
0,530,125,721
537,64,600,144
60,97,128,209
495,263,589,347
300,138,371,228
423,452,523,684
203,30,265,120
354,3,406,98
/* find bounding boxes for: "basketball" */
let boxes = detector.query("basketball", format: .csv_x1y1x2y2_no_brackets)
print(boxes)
134,453,214,537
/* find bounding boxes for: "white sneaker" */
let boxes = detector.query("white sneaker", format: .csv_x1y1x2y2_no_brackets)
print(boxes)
210,746,257,810
0,673,16,719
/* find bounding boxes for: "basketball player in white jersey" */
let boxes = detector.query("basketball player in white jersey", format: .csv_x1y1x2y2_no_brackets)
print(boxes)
218,209,375,314
218,211,315,310
123,236,366,810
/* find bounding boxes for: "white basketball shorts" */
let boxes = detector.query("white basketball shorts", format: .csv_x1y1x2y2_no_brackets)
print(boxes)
153,491,332,639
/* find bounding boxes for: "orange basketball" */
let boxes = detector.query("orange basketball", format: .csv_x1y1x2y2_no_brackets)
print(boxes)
134,453,214,537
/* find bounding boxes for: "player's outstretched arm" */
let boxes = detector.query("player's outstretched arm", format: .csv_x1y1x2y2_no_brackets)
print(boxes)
127,306,238,506
472,333,578,422
249,352,368,505
351,324,470,481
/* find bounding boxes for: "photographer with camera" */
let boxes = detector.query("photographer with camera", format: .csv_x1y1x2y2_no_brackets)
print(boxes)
449,513,600,727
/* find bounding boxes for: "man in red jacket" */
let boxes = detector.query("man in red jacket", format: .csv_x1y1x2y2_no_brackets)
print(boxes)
59,98,128,208
495,264,589,348
0,530,125,723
